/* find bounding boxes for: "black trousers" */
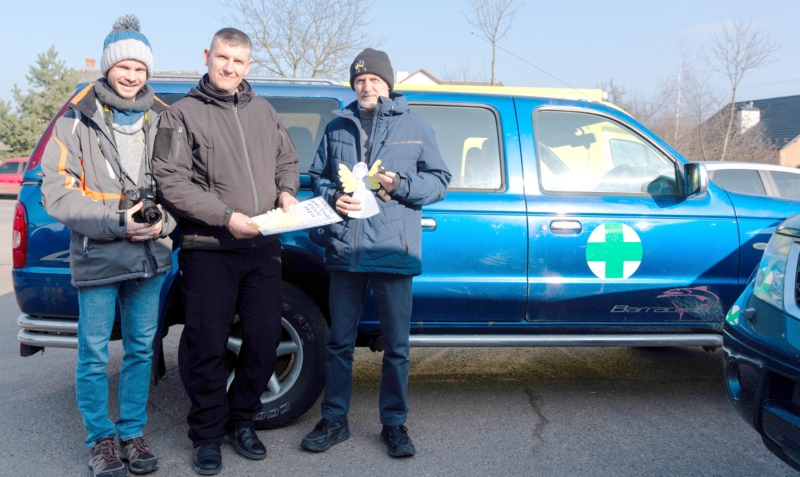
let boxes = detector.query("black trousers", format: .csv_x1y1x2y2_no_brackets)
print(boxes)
179,241,282,446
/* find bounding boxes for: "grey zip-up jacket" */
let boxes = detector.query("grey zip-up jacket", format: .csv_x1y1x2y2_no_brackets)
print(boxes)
40,82,176,287
152,75,300,250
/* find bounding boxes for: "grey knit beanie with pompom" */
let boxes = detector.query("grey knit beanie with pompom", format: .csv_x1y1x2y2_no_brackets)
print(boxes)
100,14,153,78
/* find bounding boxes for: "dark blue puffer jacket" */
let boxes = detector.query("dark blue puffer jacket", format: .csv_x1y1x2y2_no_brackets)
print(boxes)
309,93,451,275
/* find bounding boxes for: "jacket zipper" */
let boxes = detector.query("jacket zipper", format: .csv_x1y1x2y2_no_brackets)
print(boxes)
402,212,408,255
352,102,384,271
232,96,260,215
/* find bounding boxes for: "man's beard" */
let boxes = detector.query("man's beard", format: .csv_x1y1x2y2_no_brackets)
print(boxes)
357,96,378,111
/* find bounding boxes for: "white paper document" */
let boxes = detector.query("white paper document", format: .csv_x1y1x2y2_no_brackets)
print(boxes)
251,197,343,236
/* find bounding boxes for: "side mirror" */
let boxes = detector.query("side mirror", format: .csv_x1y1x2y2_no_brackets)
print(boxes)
684,163,708,198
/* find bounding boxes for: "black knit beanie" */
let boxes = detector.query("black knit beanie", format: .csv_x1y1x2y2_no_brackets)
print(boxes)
349,48,394,91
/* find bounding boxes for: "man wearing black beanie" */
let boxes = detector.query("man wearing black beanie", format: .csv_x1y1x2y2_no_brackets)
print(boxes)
303,48,451,458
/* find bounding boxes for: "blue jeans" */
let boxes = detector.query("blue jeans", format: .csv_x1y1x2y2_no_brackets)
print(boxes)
321,271,413,426
76,274,166,448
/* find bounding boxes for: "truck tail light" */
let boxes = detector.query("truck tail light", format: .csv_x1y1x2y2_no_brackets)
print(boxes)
25,97,72,172
12,201,28,269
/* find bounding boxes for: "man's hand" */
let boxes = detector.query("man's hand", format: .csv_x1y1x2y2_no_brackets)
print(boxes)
376,170,397,193
129,206,165,242
125,203,150,239
335,194,362,216
279,191,299,212
227,211,260,239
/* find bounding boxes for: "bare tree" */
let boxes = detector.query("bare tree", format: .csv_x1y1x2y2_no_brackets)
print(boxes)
221,0,377,79
700,17,780,161
597,78,673,125
440,55,489,83
463,0,523,86
599,65,779,165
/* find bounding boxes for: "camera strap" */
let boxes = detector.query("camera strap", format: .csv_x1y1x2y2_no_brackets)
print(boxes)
101,104,154,190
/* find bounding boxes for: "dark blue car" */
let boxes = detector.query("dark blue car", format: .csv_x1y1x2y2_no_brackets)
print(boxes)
723,215,800,471
14,76,800,429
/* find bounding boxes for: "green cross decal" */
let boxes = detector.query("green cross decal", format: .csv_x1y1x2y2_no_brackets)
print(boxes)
586,222,643,279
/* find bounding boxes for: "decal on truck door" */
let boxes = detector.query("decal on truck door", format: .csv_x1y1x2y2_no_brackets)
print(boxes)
586,222,642,280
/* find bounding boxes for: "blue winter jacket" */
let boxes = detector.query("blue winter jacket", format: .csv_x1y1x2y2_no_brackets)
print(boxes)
309,93,451,275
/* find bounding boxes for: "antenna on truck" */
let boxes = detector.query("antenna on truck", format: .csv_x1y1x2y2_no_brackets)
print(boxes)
471,32,596,102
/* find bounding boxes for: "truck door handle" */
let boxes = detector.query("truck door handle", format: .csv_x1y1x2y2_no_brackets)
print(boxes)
422,218,437,231
550,220,582,234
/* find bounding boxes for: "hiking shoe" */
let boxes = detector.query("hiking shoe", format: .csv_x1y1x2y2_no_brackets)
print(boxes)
192,442,222,475
301,418,350,452
226,426,266,460
119,436,158,474
380,425,416,458
88,436,126,477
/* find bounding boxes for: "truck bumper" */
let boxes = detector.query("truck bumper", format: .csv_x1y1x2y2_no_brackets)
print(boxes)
17,314,78,354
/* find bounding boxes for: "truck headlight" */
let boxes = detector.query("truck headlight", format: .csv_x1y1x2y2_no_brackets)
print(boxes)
753,233,793,311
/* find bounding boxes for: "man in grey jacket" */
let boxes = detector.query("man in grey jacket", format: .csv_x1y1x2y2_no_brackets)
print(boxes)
40,15,173,477
152,28,299,475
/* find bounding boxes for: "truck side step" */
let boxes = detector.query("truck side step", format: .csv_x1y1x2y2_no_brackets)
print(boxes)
408,334,722,347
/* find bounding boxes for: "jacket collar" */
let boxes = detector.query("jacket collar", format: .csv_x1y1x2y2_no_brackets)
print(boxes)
187,73,254,109
68,82,167,152
335,92,409,119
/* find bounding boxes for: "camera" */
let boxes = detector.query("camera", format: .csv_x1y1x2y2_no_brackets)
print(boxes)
121,188,162,225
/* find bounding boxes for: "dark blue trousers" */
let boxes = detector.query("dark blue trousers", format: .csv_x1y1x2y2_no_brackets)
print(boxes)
321,271,413,426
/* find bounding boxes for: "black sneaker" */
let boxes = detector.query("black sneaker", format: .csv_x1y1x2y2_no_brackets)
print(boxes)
380,425,416,458
88,436,126,477
119,436,158,474
301,418,350,452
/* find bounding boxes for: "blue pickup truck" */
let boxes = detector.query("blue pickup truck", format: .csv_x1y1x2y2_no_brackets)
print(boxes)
14,76,800,429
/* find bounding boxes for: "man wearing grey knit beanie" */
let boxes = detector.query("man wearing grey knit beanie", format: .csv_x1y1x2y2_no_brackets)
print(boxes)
40,14,173,477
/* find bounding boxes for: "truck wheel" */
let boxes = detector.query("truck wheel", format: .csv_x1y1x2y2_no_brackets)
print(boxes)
178,281,329,429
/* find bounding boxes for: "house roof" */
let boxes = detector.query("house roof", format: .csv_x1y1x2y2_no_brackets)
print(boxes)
738,94,800,148
397,68,442,84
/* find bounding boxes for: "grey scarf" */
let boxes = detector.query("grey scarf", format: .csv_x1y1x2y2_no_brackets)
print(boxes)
94,78,154,112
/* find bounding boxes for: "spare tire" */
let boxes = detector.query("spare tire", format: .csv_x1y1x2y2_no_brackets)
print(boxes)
179,281,329,429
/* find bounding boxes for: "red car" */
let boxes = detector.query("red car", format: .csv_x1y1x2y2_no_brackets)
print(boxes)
0,157,27,196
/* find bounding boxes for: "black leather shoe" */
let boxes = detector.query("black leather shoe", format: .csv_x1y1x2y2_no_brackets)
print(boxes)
380,425,416,458
192,442,222,475
226,427,266,460
301,418,350,452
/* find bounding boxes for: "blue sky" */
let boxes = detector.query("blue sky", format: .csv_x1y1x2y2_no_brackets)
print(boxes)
1,0,798,104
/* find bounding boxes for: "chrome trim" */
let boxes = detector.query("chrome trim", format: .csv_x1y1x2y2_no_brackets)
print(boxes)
421,218,437,230
18,330,77,348
18,314,78,333
408,334,722,347
550,220,582,231
150,74,341,85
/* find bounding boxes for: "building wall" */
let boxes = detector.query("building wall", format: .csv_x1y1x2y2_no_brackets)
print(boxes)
780,138,800,168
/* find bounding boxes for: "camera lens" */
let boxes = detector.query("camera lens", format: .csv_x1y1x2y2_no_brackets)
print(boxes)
140,200,162,225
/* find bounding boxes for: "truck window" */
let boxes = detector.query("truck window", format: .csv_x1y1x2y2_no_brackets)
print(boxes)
710,169,766,196
0,161,19,174
409,104,503,190
534,110,679,195
769,171,800,200
265,97,340,174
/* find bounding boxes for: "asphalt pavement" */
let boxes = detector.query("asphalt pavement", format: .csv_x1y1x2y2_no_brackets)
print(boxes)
0,197,796,476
